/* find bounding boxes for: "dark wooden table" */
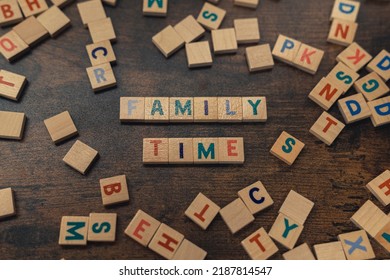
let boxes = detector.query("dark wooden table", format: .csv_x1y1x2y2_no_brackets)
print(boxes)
0,0,389,260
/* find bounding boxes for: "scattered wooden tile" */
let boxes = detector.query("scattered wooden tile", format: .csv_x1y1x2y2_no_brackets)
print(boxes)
44,111,78,144
168,138,194,164
174,15,205,44
246,44,274,72
282,243,316,260
143,138,169,164
12,16,48,46
124,210,161,247
337,93,371,124
0,69,27,101
374,220,390,253
88,17,116,44
330,0,360,22
144,97,169,122
367,96,390,127
58,216,89,245
217,97,242,122
238,181,274,215
234,18,260,44
152,25,184,58
18,0,48,17
313,241,346,260
234,0,259,9
0,0,23,27
292,43,324,74
193,97,218,122
0,110,26,140
308,77,344,110
86,40,116,66
272,34,302,65
185,41,213,68
50,0,75,8
366,170,390,207
309,111,345,146
169,97,194,122
336,42,372,72
326,62,359,93
193,138,219,164
100,174,129,206
37,6,71,38
219,198,254,234
242,97,267,122
211,28,237,54
143,0,167,17
88,213,117,242
0,188,16,219
102,0,116,7
86,62,116,92
338,230,375,260
366,50,390,82
197,2,226,31
241,227,278,260
77,0,106,28
354,72,389,102
327,18,357,47
279,190,314,225
120,97,145,122
218,137,244,164
0,30,29,62
268,213,304,250
184,192,220,230
148,223,184,259
270,131,305,166
63,140,98,175
172,239,207,260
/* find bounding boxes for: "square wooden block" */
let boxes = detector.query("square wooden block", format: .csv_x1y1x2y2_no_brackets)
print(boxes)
0,30,29,62
193,97,218,122
241,227,278,260
309,111,345,146
238,181,274,215
308,77,344,110
242,97,267,122
144,97,169,122
143,0,167,17
234,0,259,9
338,230,375,260
185,41,213,68
185,192,220,230
100,175,129,206
246,44,274,72
374,221,390,253
0,69,27,101
168,138,194,164
12,16,49,46
0,188,16,219
366,170,390,207
269,213,304,250
50,0,75,8
337,93,371,124
124,210,161,247
86,40,116,66
367,50,390,82
174,15,205,44
169,97,194,122
367,96,390,127
18,0,48,17
219,198,254,234
63,140,98,175
282,243,316,260
193,138,219,164
152,25,184,58
120,97,145,122
327,19,357,47
77,0,106,28
88,17,116,43
272,34,302,65
172,239,207,260
58,216,89,245
44,111,78,144
270,131,305,166
234,18,260,44
86,63,116,92
88,213,117,242
211,28,238,54
330,0,360,22
292,43,324,74
148,223,184,259
143,138,169,164
0,0,23,27
336,42,372,72
354,72,389,102
0,110,26,140
217,97,242,122
218,137,244,164
102,0,116,6
279,190,314,225
326,62,359,93
37,6,71,37
313,241,346,260
197,2,226,31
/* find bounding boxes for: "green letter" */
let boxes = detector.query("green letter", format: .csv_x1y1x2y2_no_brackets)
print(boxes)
175,100,192,116
65,222,86,240
151,100,164,115
198,143,215,159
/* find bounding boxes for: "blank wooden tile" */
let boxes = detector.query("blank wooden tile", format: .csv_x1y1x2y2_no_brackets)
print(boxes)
327,19,357,47
172,239,207,260
366,50,390,82
148,223,184,259
308,77,344,110
367,96,390,127
86,40,116,66
152,25,184,58
326,62,359,93
279,190,314,225
12,16,49,46
241,227,278,260
50,0,75,8
211,28,237,54
169,97,194,122
0,110,26,140
37,6,71,37
88,17,116,43
374,221,390,253
270,131,305,166
234,18,260,44
0,0,23,27
44,111,78,144
0,69,27,101
292,43,324,74
58,216,89,245
144,97,169,122
193,97,218,122
63,140,98,175
314,241,346,260
217,97,242,122
330,0,360,22
185,192,220,230
120,97,145,122
124,210,161,247
309,111,345,146
88,213,117,242
366,170,390,207
338,230,375,260
234,0,259,9
193,138,219,164
143,138,169,164
174,15,205,44
283,243,316,260
100,175,129,206
168,138,194,164
238,181,274,215
246,44,274,72
143,0,167,17
242,97,267,122
218,137,244,164
269,213,304,250
336,42,372,72
354,72,389,102
0,188,16,219
86,62,116,92
337,93,371,124
219,198,254,234
0,30,29,62
185,41,212,68
272,34,302,65
77,0,106,28
197,2,226,31
18,0,48,17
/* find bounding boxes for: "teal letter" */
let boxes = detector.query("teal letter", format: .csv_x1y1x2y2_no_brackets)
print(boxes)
202,11,217,22
362,79,379,93
65,222,86,240
282,137,296,153
148,0,163,8
151,100,164,115
247,99,261,115
175,100,192,116
336,71,352,84
92,222,111,234
282,218,298,238
382,232,390,243
198,143,215,159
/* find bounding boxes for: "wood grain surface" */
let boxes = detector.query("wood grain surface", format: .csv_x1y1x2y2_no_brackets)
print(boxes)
0,0,389,260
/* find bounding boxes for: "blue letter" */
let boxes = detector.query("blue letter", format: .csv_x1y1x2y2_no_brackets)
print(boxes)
281,39,295,53
346,100,361,116
377,56,390,71
94,68,106,83
127,100,139,115
339,3,355,14
92,47,107,59
249,187,265,204
375,102,390,116
225,100,236,115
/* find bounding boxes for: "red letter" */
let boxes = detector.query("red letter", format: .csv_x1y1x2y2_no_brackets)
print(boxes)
26,0,41,11
158,233,179,252
103,183,121,195
149,140,162,156
133,219,151,240
379,178,390,196
1,4,14,19
319,83,339,101
335,23,349,39
194,204,209,222
323,117,337,133
249,233,265,252
347,49,366,65
0,38,17,52
0,76,15,87
227,140,238,156
300,48,316,64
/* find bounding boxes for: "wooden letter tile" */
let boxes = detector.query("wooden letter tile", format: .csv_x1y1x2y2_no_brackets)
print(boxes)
282,243,316,260
169,97,194,122
185,41,213,68
292,43,324,74
58,216,89,245
217,97,242,122
218,137,244,164
143,138,169,164
234,18,260,44
337,93,371,124
313,241,346,260
148,223,184,259
269,213,304,250
354,72,389,102
88,213,117,242
193,97,218,122
241,227,278,260
336,42,372,72
326,62,359,93
144,97,169,122
374,221,390,253
0,30,29,62
142,0,167,17
309,111,345,146
366,170,390,206
219,198,255,234
279,190,314,225
50,0,75,8
18,0,48,17
184,192,220,230
172,239,207,260
86,62,116,92
308,77,344,110
366,50,390,82
12,16,49,46
100,175,129,206
193,138,219,164
270,131,305,166
174,15,205,44
367,96,390,127
272,34,302,65
37,6,71,37
77,0,106,28
0,0,23,27
238,181,274,215
338,230,375,260
86,40,116,66
120,97,145,122
0,188,16,219
327,19,357,47
152,25,184,58
246,44,274,72
88,17,116,44
0,69,27,101
63,140,98,175
124,210,161,247
234,0,259,9
197,2,226,31
242,97,267,122
0,110,26,140
168,138,194,164
44,111,78,144
330,0,360,22
211,28,238,54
